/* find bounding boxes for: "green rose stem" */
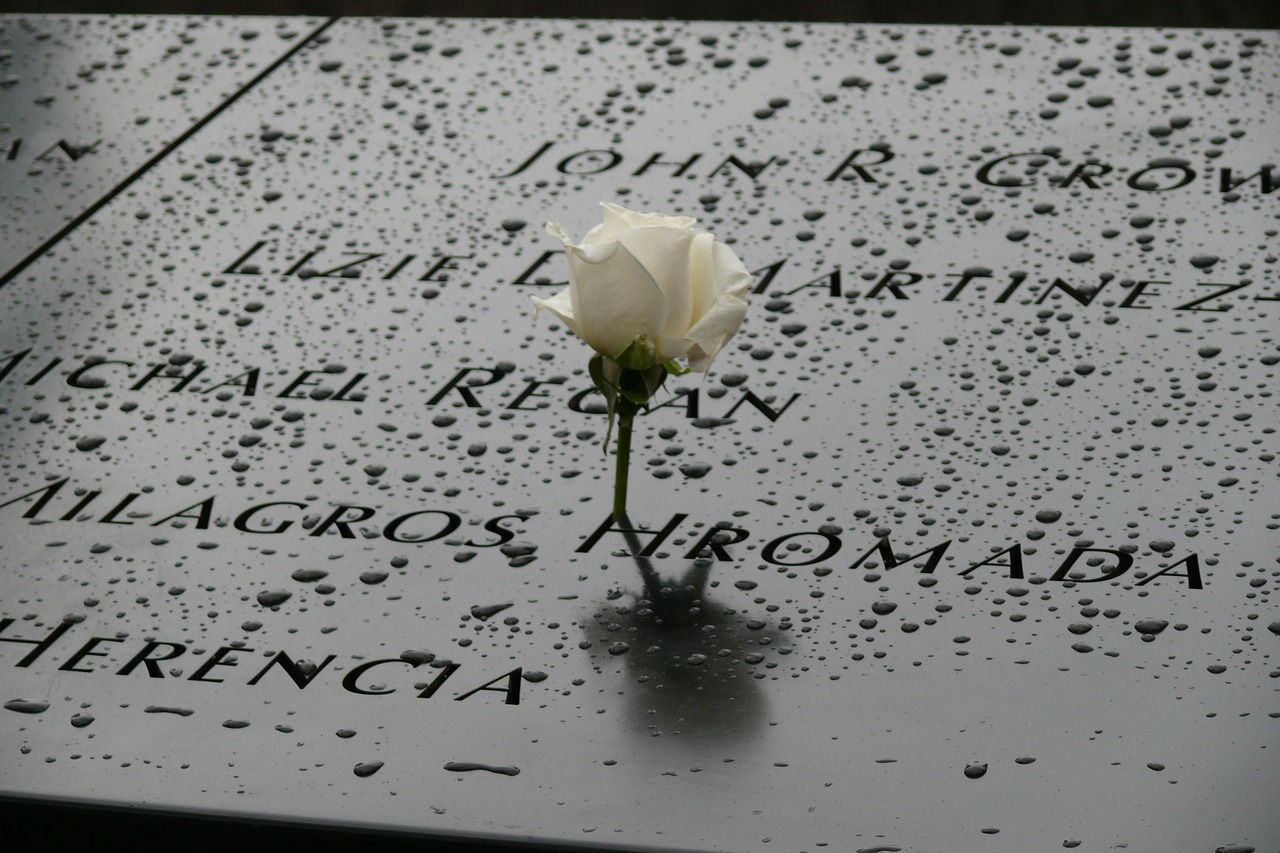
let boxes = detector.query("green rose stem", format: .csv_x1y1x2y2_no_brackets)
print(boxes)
613,410,634,523
591,351,674,523
609,393,644,523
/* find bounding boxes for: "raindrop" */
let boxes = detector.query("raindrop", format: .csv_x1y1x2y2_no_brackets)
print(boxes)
679,462,712,478
400,649,436,665
470,602,513,620
444,762,520,776
257,590,292,607
4,699,50,714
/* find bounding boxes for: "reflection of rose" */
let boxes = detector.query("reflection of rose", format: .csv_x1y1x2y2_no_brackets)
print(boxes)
532,202,751,372
583,573,778,747
582,528,783,749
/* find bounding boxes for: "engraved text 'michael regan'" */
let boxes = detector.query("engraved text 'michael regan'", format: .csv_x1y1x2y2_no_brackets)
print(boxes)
0,348,802,422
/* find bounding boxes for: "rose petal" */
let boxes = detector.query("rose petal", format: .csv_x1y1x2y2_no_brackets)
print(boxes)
710,239,753,301
656,335,694,362
683,242,751,365
565,240,669,359
545,221,574,245
683,291,748,372
530,286,582,339
593,202,696,243
615,226,699,339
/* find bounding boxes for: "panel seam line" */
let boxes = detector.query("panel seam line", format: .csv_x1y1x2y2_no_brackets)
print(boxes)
0,15,341,290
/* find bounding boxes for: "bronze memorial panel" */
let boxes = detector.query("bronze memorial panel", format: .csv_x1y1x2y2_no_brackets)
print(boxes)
1,16,1276,852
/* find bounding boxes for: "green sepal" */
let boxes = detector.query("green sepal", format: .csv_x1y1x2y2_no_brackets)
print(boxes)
641,365,667,399
615,337,657,371
663,359,691,377
615,365,666,407
589,355,619,455
618,367,653,406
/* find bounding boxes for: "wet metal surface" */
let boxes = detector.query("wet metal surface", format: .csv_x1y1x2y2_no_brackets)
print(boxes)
0,16,326,277
1,16,1277,852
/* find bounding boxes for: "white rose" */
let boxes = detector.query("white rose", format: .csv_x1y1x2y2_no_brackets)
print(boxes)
532,202,751,372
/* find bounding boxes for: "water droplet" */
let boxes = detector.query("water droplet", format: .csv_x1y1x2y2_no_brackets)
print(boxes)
470,602,513,620
256,590,292,607
400,649,436,665
444,761,520,776
4,699,50,714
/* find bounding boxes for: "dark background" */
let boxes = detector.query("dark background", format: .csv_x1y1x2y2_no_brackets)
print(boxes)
9,0,1278,30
